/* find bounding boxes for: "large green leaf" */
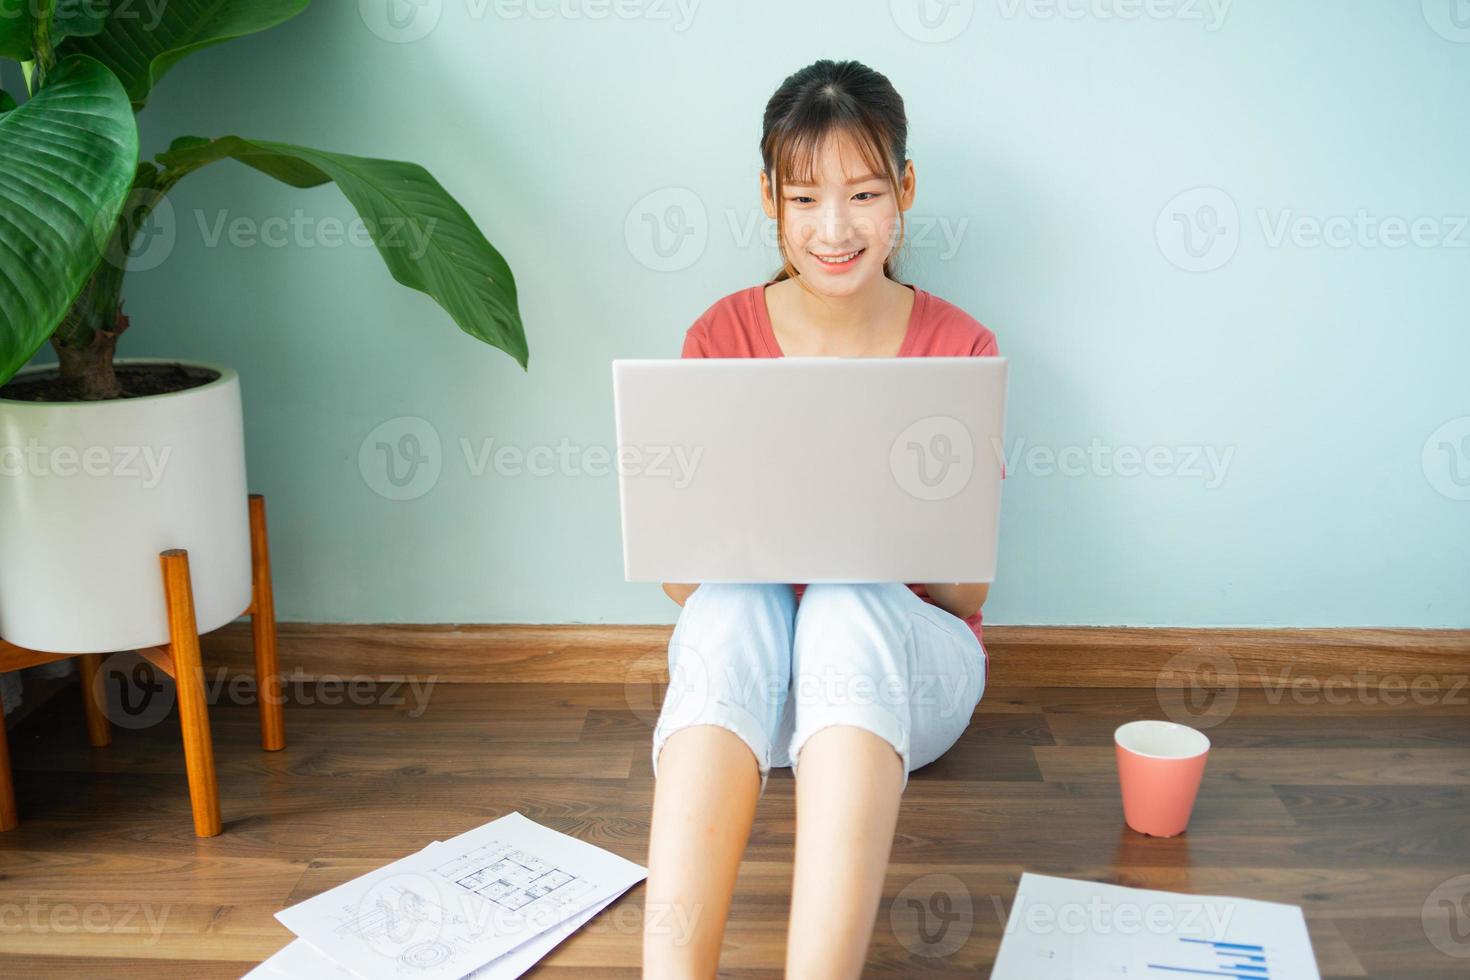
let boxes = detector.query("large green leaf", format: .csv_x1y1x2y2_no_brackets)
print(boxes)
60,0,310,108
157,136,528,369
0,55,138,385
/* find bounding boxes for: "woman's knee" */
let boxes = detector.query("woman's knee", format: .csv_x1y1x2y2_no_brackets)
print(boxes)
794,581,911,625
684,582,796,621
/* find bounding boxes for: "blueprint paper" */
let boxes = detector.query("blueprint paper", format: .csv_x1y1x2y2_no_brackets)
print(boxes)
270,812,646,980
991,873,1320,979
247,890,622,979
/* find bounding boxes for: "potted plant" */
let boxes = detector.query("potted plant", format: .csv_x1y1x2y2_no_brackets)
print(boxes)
0,1,528,655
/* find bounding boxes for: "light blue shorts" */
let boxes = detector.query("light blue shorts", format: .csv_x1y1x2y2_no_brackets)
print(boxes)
651,582,989,797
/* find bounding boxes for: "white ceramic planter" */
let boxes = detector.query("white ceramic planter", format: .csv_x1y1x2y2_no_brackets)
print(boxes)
0,358,253,653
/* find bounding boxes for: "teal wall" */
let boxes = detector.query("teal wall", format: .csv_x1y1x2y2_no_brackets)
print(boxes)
28,0,1469,627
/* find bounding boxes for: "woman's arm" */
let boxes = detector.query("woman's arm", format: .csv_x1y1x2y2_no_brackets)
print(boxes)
662,582,700,607
921,582,990,621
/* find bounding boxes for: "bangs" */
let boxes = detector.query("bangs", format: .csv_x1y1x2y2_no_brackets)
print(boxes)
769,119,895,189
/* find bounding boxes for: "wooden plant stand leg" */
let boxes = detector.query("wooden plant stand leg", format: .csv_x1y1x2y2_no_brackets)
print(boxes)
160,549,223,838
76,653,112,748
0,698,16,832
247,494,285,752
0,642,81,831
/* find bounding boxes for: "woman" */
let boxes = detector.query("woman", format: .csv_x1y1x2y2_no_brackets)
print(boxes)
642,58,1000,979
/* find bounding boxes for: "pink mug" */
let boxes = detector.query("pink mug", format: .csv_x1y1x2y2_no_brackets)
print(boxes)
1114,720,1210,837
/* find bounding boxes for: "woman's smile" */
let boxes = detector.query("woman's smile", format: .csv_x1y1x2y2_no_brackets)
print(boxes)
810,246,867,271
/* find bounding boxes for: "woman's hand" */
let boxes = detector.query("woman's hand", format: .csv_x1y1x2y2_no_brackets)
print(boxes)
921,582,989,620
662,582,700,607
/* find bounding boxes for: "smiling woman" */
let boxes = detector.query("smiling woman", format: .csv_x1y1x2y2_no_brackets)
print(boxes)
644,58,1003,980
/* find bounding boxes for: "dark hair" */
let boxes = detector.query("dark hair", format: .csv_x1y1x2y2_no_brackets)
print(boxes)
760,59,910,284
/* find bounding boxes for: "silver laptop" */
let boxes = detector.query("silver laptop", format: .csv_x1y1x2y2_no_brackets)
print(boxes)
612,356,1008,584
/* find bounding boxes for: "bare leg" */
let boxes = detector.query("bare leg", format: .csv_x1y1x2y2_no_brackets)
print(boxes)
643,724,762,978
785,725,904,979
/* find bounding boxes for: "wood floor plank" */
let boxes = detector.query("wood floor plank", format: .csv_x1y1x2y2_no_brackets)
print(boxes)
0,676,1463,976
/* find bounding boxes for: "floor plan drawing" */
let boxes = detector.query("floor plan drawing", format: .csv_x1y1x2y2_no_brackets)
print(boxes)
436,844,580,911
270,811,648,980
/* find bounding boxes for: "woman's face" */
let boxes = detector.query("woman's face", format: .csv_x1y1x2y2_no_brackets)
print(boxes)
761,130,915,295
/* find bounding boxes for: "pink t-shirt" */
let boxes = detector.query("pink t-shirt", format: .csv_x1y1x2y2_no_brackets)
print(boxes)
681,281,1000,646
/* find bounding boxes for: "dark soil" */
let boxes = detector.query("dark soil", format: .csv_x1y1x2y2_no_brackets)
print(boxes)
0,363,221,403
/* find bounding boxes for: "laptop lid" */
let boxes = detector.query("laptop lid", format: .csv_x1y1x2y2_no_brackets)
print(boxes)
612,356,1008,583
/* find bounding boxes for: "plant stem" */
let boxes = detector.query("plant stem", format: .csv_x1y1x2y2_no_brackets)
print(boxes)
51,164,170,400
31,0,56,90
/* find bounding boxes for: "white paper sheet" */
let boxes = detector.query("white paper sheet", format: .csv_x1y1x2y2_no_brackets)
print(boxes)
991,873,1321,979
267,813,646,980
246,890,623,979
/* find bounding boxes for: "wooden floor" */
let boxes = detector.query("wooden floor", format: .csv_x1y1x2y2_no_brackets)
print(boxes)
0,674,1466,978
